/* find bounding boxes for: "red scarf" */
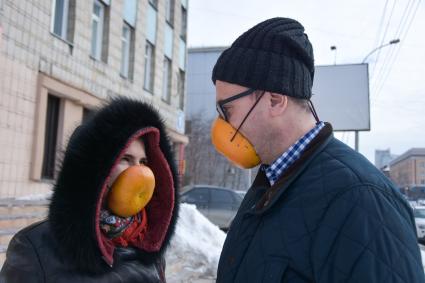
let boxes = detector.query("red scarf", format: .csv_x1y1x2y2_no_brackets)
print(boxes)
112,209,148,247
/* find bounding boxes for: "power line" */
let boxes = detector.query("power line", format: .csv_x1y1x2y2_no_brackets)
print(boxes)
395,0,415,37
372,0,412,95
374,0,390,47
371,0,390,74
371,0,398,77
374,0,421,98
372,0,414,90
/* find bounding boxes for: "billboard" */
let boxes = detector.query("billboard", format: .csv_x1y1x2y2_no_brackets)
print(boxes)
312,64,370,131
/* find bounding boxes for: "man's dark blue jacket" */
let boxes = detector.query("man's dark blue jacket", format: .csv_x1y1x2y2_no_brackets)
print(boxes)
217,124,425,283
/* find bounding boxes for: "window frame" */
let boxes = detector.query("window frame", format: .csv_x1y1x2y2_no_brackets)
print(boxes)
51,0,70,39
178,70,185,110
165,0,174,26
180,5,187,40
182,187,210,204
41,95,61,180
148,0,158,9
162,57,172,103
144,41,155,92
90,0,105,60
210,189,234,204
120,22,132,78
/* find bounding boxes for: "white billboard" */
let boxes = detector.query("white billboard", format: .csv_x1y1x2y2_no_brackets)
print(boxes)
312,64,370,131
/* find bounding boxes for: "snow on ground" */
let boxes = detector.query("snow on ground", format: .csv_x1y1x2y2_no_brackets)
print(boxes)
15,192,52,201
165,203,226,283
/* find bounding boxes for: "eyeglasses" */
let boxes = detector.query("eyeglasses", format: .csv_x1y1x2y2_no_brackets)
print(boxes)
216,89,265,142
216,88,256,121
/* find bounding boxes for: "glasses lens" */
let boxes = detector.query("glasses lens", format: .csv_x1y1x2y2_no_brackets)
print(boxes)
216,89,256,121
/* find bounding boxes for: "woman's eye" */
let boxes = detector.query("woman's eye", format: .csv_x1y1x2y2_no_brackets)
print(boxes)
140,159,148,165
121,157,130,163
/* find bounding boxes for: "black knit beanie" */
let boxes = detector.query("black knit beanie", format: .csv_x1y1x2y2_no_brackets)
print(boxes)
212,17,314,99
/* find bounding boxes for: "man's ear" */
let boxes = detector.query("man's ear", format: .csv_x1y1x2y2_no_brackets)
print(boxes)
269,93,288,116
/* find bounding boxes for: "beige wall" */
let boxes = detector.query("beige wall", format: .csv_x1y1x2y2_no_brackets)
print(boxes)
414,157,425,185
0,54,51,198
390,158,414,188
0,0,188,198
390,157,425,188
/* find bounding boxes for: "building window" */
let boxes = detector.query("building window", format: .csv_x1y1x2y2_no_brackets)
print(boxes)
42,95,60,180
180,5,187,41
179,38,186,70
146,3,157,44
123,0,138,27
90,0,106,60
144,41,155,92
120,23,135,79
162,57,172,103
164,23,173,59
51,0,75,42
52,0,69,38
148,0,157,9
165,0,174,25
178,70,185,110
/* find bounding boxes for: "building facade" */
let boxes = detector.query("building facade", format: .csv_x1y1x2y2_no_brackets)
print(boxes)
389,148,425,189
375,148,398,170
186,47,225,120
0,0,189,198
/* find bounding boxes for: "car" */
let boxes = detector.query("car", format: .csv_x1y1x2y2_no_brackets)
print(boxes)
413,206,425,243
235,190,247,199
180,185,243,231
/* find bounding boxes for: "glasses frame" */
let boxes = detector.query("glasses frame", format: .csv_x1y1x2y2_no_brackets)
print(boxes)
216,88,256,121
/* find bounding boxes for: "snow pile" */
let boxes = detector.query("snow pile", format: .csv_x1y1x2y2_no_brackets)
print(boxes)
16,192,52,201
166,203,226,282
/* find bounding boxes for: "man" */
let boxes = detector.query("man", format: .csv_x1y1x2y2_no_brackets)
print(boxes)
210,17,425,282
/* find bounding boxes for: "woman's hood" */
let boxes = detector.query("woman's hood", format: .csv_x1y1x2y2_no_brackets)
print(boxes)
48,97,179,273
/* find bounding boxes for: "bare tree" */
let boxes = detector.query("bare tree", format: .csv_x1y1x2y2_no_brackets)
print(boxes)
183,112,249,191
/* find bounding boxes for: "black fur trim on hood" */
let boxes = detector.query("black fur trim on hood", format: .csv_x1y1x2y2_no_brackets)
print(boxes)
48,97,179,273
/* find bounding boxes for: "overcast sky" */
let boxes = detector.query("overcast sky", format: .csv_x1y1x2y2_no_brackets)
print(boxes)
186,0,425,163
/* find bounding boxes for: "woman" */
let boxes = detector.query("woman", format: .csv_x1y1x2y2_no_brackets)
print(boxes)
0,98,179,282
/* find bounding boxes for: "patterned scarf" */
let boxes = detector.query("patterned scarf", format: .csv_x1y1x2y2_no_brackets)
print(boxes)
100,209,148,247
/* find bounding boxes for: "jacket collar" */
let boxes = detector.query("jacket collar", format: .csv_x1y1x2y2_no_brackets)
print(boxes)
251,123,334,214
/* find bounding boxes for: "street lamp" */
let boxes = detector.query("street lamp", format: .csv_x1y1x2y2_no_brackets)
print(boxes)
354,38,400,152
362,39,400,63
330,45,337,65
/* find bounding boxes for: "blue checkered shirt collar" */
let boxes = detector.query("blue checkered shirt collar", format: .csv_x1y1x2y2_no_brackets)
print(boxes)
262,122,325,186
